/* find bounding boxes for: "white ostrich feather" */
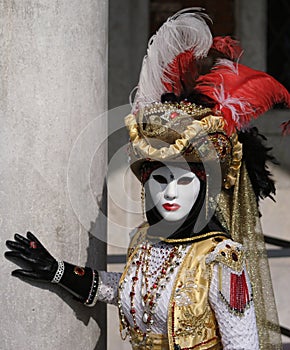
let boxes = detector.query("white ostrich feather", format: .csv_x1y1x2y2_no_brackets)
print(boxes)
213,78,254,125
214,58,239,75
132,8,213,112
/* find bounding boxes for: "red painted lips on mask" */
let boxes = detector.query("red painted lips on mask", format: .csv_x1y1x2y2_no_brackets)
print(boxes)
162,203,181,211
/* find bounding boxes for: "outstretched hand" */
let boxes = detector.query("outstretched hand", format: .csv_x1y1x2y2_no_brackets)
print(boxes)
5,232,58,282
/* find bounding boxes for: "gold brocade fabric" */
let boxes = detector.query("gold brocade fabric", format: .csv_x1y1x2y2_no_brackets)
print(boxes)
130,328,222,350
130,329,169,350
216,163,282,350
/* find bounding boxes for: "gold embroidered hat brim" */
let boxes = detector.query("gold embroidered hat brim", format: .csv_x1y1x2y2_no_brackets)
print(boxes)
125,106,242,189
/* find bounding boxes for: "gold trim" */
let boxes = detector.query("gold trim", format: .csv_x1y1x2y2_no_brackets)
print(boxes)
224,132,243,189
167,244,194,350
147,231,229,244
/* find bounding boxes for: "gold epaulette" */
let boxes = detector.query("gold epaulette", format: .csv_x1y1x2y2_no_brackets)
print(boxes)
206,239,245,273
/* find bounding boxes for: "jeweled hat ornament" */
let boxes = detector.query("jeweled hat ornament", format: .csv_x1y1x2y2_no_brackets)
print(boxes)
125,8,290,189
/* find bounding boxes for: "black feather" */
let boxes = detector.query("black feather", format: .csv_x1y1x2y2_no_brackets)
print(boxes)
161,92,179,103
238,127,278,206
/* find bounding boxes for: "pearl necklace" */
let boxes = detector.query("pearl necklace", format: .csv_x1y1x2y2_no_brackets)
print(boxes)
118,241,185,340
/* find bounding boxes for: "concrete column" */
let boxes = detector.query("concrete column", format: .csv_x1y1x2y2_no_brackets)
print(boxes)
1,1,107,349
235,0,267,71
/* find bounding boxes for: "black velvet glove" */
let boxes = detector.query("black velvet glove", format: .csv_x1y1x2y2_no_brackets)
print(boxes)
5,232,99,305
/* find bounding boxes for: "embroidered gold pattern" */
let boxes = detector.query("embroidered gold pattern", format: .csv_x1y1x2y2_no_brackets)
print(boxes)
168,237,226,350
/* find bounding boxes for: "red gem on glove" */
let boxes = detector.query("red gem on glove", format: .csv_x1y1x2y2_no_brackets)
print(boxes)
74,266,85,276
29,241,37,249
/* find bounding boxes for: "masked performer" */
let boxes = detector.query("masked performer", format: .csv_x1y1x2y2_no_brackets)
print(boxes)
5,8,290,350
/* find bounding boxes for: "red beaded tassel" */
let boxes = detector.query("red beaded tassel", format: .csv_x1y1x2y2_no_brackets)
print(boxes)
230,271,250,313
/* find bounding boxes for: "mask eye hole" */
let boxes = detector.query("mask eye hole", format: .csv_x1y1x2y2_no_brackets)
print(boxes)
177,176,194,185
152,175,167,184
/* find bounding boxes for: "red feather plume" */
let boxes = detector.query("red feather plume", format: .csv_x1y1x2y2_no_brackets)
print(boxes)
162,50,199,96
162,37,244,97
211,36,243,60
195,61,290,134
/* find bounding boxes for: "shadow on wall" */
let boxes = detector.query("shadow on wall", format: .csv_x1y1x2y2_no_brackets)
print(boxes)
87,180,108,350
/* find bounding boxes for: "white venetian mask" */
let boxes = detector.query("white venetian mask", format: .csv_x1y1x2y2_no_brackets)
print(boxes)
147,165,201,222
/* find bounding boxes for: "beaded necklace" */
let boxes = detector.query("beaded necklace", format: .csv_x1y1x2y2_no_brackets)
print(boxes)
118,241,185,340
